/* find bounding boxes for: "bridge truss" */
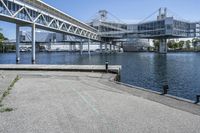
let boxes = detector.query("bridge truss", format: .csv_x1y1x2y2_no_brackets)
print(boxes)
0,0,101,63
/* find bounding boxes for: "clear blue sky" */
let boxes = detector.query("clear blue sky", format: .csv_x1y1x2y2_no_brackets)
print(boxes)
0,0,200,39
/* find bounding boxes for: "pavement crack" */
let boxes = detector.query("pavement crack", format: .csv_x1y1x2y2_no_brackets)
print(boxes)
0,75,20,113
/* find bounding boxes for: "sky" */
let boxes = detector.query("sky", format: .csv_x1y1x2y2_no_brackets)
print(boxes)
0,0,200,39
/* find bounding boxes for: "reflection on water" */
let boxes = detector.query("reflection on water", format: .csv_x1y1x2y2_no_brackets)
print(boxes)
0,52,200,101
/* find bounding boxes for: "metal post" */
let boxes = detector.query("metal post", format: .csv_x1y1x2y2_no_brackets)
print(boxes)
16,24,20,64
88,39,90,55
195,95,200,104
162,85,168,95
105,61,109,73
32,23,36,64
110,44,112,52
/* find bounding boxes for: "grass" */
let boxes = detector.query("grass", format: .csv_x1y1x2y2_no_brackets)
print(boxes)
0,107,13,113
0,75,20,113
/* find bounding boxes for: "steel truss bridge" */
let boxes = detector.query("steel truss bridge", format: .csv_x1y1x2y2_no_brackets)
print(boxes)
0,0,101,63
0,0,200,63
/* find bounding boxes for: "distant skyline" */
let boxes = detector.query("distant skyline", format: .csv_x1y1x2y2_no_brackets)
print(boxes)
0,0,200,39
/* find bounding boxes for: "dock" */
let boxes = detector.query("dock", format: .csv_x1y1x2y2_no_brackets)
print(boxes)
0,65,200,133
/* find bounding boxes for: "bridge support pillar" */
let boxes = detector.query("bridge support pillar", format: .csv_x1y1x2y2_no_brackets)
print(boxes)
118,45,121,52
113,45,116,52
16,25,20,64
80,40,83,55
69,44,72,51
88,39,91,55
32,23,36,64
112,42,116,52
159,39,167,54
105,43,108,52
100,42,103,53
73,44,76,52
110,44,112,52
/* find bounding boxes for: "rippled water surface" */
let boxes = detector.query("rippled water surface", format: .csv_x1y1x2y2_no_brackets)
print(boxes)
1,52,200,101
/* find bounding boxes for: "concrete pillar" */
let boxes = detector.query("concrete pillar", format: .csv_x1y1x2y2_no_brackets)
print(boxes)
112,42,116,52
16,24,20,64
100,42,103,53
88,39,90,55
105,43,108,52
69,44,72,51
113,45,116,51
32,23,36,64
159,39,167,54
118,46,121,52
110,44,112,52
119,42,122,52
80,40,83,55
118,43,121,52
73,44,76,51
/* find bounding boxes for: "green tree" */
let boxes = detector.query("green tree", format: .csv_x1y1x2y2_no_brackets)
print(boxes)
167,40,175,49
153,39,159,51
192,38,200,51
0,31,4,52
186,40,191,50
167,40,181,50
172,42,179,49
178,41,184,49
0,28,9,52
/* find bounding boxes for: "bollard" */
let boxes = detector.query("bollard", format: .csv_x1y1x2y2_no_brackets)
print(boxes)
162,85,168,95
195,95,200,104
105,61,109,73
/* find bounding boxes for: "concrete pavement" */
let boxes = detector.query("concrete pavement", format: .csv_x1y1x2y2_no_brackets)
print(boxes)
0,70,200,133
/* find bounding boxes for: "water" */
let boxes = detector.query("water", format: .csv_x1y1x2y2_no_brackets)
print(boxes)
0,52,200,101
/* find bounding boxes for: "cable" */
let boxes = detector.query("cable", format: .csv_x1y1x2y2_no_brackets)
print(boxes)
167,8,190,22
138,9,159,24
107,11,127,24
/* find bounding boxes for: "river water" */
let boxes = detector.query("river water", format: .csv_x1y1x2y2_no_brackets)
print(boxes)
0,52,200,101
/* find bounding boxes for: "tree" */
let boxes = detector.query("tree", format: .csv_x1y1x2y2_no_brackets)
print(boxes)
167,40,182,50
167,40,175,49
0,33,4,52
0,28,7,52
153,39,159,51
192,38,200,51
178,41,184,49
186,40,191,50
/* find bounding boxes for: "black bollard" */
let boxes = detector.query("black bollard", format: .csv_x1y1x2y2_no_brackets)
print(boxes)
105,61,109,73
162,85,169,95
195,95,200,104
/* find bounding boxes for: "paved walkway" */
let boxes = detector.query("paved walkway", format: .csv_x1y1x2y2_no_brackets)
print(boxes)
0,71,200,133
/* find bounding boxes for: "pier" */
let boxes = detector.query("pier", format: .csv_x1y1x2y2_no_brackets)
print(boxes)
0,66,200,133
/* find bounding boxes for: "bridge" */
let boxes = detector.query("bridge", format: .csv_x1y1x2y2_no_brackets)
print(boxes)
89,9,200,54
0,0,100,63
0,0,200,63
